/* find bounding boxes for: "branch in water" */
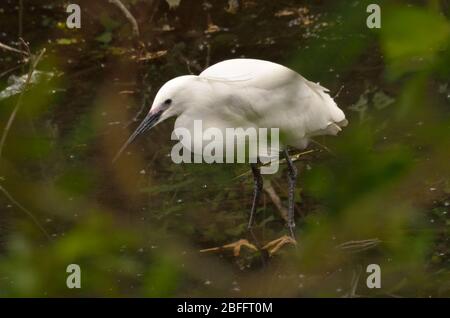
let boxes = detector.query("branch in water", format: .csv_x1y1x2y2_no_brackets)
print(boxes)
108,0,140,38
0,41,29,56
263,180,289,222
0,184,51,240
0,48,46,159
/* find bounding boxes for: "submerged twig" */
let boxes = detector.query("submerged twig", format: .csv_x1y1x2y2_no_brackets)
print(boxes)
345,264,363,298
234,149,315,180
205,43,211,69
0,64,23,79
0,184,51,240
18,0,24,40
178,53,202,74
0,48,46,160
108,0,140,38
263,180,288,222
333,85,344,99
0,41,28,56
309,139,334,155
336,238,381,253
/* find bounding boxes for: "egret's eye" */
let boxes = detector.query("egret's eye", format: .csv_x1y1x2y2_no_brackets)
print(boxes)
164,99,172,105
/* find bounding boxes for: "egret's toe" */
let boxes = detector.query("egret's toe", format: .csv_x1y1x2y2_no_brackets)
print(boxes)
262,235,297,256
200,239,258,257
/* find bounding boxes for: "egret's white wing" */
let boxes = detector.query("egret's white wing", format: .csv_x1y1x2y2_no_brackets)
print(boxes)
201,58,328,94
200,58,289,83
199,59,347,148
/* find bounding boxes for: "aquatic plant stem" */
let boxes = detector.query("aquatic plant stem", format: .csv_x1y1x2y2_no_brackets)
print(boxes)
0,184,51,240
0,41,28,56
108,0,140,38
0,48,46,160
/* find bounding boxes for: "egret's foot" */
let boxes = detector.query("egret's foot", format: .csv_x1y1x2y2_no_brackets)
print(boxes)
200,239,258,257
262,235,297,256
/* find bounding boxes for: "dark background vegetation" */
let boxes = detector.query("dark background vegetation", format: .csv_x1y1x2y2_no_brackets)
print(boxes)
0,0,449,297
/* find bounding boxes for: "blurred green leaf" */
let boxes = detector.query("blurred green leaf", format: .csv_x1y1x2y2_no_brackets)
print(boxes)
382,6,450,77
96,32,113,44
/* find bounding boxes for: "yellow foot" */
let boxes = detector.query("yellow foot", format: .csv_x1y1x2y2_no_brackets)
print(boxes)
200,239,258,257
262,235,297,256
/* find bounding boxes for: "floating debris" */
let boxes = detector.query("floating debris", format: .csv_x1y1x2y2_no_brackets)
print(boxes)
225,0,239,14
275,9,297,17
135,50,168,61
161,24,175,32
165,0,181,9
373,91,395,110
205,23,222,34
56,38,78,45
0,70,54,100
337,238,381,253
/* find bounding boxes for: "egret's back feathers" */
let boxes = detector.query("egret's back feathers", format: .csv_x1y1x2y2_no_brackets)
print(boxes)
196,58,347,148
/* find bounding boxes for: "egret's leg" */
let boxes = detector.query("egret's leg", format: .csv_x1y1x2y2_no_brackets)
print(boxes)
248,163,263,229
199,164,264,257
284,148,297,239
259,150,298,256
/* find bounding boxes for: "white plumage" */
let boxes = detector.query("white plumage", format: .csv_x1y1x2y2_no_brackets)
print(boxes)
115,58,347,161
198,59,347,143
149,58,347,159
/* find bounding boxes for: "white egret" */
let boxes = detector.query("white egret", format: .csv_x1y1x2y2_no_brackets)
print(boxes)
114,58,347,255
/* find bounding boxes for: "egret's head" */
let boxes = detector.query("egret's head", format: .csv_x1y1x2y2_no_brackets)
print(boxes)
113,75,197,162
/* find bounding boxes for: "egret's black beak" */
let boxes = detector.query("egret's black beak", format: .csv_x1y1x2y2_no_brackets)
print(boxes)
112,109,163,163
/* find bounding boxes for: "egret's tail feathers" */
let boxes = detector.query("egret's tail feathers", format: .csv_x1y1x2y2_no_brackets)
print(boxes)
306,80,330,93
303,84,347,137
323,116,347,136
336,118,348,128
301,76,330,100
